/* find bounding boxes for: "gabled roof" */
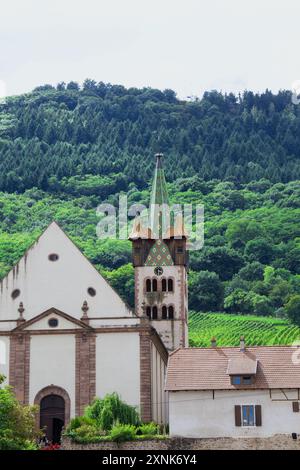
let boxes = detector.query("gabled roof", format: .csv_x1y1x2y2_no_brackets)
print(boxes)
165,346,300,391
0,221,133,321
12,307,94,332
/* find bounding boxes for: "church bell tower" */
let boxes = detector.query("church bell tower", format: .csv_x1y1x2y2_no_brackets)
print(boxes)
130,154,188,351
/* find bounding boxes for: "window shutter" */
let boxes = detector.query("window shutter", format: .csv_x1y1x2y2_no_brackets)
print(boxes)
292,402,299,412
234,405,241,426
255,405,262,426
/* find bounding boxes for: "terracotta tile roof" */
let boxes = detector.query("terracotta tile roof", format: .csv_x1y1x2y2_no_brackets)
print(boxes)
165,346,300,391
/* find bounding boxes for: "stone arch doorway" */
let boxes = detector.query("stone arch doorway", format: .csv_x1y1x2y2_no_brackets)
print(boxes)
34,385,71,444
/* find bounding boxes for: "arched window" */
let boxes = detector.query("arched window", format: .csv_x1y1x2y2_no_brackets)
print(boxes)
162,278,167,292
168,278,174,292
162,305,167,319
168,305,174,319
146,306,151,318
152,279,158,292
152,306,158,319
146,279,152,292
145,305,158,320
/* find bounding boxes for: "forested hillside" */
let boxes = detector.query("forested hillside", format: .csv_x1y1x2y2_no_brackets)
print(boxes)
0,177,299,320
0,81,300,325
1,81,300,193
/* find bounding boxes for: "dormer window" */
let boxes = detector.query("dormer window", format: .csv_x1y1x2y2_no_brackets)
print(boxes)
242,376,252,385
231,375,254,386
227,354,258,386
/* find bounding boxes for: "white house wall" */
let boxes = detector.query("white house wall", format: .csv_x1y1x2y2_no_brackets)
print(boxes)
169,390,300,438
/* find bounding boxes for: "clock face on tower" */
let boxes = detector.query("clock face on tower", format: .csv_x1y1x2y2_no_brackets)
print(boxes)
154,266,163,276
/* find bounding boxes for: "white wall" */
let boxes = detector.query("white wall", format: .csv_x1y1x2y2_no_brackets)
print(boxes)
29,334,76,417
0,335,9,385
151,342,168,424
95,332,140,409
0,222,132,322
169,390,300,438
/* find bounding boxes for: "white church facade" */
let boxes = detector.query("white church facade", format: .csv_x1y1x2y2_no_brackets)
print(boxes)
0,154,188,442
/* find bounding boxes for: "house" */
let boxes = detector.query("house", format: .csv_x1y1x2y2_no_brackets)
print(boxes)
166,338,300,438
0,154,189,442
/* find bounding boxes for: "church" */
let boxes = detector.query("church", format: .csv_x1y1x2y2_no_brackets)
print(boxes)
0,154,189,442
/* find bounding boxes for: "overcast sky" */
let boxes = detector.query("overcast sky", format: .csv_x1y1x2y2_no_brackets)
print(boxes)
0,0,299,99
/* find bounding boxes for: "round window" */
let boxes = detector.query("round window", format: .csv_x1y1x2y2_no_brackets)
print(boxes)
87,287,96,297
11,289,21,300
48,318,59,328
48,253,59,262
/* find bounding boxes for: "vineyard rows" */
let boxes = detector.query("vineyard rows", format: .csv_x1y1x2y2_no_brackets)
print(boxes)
188,312,300,347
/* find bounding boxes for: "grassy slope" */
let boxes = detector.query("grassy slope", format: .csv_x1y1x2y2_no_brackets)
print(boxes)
189,311,300,347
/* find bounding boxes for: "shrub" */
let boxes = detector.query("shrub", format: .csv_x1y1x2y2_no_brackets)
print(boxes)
100,405,114,431
136,422,159,436
73,424,99,439
109,424,136,443
84,393,140,430
65,415,96,433
0,377,39,450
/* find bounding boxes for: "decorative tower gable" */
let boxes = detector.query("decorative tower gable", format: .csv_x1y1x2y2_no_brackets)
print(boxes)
145,240,174,266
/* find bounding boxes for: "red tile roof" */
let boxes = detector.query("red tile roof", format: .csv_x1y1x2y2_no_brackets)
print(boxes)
165,346,300,391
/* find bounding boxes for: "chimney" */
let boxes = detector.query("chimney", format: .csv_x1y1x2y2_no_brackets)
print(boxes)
240,335,245,352
211,337,217,348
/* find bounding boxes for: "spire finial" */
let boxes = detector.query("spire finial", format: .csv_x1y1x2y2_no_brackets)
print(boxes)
155,153,163,168
17,302,25,325
81,300,89,324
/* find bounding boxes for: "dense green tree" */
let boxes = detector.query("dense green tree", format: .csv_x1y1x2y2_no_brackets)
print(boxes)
285,295,300,326
237,262,264,282
189,270,224,311
0,376,38,450
225,220,263,249
224,289,252,314
191,246,244,281
245,238,276,264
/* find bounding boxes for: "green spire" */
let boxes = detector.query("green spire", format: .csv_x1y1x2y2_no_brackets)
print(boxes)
149,153,170,238
150,153,169,206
